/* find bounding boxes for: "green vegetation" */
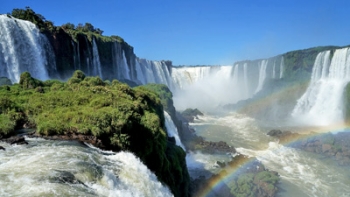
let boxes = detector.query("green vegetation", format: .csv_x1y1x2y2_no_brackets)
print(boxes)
0,71,189,197
9,7,125,43
136,84,174,113
229,171,279,197
10,7,55,32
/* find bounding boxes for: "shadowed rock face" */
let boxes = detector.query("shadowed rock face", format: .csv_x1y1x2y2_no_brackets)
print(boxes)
181,108,204,122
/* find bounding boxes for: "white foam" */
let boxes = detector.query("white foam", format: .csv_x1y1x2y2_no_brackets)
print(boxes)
0,137,173,197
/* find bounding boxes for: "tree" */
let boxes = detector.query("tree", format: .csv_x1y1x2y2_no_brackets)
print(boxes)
83,22,95,32
61,23,75,30
10,7,53,32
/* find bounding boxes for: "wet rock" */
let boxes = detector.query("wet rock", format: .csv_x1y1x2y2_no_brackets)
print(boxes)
267,129,283,137
194,138,236,154
29,132,105,149
168,136,176,144
2,136,28,145
267,129,300,143
216,161,226,168
50,171,84,185
0,146,5,151
181,108,203,123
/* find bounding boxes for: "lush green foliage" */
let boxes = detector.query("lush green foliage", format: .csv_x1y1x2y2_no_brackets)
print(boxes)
229,171,279,197
9,7,125,44
0,71,165,144
135,84,174,113
10,7,55,32
0,71,189,196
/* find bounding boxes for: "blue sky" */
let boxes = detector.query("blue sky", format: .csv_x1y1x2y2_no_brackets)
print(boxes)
2,0,350,65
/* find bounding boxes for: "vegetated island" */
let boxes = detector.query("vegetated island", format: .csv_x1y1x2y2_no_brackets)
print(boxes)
0,71,190,197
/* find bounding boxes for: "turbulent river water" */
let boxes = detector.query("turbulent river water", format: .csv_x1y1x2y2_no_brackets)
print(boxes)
187,112,350,197
0,137,172,197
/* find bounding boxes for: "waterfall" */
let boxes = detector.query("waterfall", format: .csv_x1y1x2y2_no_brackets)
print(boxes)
135,58,174,89
77,41,81,70
243,63,249,99
0,138,173,197
292,47,350,126
254,60,268,94
232,64,239,84
171,66,212,90
71,41,77,71
280,56,284,78
0,15,53,83
152,61,174,88
135,59,146,84
71,40,81,71
83,37,92,76
164,111,186,150
121,51,131,80
92,39,103,78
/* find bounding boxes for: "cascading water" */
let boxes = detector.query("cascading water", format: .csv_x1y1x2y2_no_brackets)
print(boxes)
136,58,175,89
243,63,249,98
92,39,103,78
151,61,174,89
254,59,268,94
121,51,131,80
292,47,350,126
170,58,285,110
134,59,146,84
171,66,212,90
0,15,53,83
71,40,81,71
0,137,173,197
280,56,284,78
164,111,186,150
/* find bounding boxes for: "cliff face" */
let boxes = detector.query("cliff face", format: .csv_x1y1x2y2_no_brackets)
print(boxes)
44,28,138,82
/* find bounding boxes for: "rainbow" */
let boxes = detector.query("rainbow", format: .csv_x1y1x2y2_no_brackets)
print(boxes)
194,101,350,197
193,120,349,197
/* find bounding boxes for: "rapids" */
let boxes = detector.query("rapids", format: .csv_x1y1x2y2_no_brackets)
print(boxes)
189,113,350,197
0,137,173,197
